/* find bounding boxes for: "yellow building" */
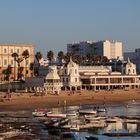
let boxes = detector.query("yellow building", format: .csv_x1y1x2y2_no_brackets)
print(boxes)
0,44,34,81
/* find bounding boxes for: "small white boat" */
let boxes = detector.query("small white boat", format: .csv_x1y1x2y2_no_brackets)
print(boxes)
79,109,97,115
32,108,51,117
47,113,67,118
32,111,46,117
97,108,107,112
66,113,77,117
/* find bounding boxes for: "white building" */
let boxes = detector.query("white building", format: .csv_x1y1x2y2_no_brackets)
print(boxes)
44,65,62,94
59,57,81,90
67,40,123,60
25,57,140,93
124,48,140,74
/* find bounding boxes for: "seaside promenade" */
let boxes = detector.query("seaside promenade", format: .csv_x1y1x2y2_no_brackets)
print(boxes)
0,89,140,111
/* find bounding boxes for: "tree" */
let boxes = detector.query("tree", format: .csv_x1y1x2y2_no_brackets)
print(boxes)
47,50,54,64
2,65,12,81
35,52,42,63
16,57,24,80
64,52,74,63
22,49,29,78
11,52,18,80
34,52,42,76
57,51,65,64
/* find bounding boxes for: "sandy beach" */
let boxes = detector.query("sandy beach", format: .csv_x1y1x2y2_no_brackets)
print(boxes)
0,89,140,111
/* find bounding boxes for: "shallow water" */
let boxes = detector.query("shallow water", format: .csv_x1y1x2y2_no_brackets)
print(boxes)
0,101,140,139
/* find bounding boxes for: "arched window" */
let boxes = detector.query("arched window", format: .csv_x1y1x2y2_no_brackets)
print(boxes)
75,69,77,74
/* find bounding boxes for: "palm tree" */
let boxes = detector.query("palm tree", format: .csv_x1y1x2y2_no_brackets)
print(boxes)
11,52,18,80
16,57,24,80
57,51,65,64
35,52,42,64
2,65,12,81
47,50,54,65
22,49,29,78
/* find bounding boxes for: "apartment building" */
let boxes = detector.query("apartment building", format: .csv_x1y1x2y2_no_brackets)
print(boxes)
0,44,34,81
67,40,123,60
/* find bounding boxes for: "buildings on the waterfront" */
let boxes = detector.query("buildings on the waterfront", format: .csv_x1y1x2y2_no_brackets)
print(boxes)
25,57,140,94
0,44,34,81
67,40,123,60
124,48,140,74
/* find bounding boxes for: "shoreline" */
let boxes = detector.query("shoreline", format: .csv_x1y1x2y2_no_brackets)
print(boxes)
0,89,140,111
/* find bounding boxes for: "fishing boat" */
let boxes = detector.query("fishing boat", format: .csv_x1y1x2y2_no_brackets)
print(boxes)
79,109,97,115
32,111,46,117
85,116,106,122
96,108,107,113
32,108,51,117
47,113,67,118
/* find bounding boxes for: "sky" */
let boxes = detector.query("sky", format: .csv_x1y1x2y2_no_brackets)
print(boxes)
0,0,140,56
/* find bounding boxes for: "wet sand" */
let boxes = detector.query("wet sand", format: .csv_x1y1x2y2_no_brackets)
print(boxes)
0,89,140,111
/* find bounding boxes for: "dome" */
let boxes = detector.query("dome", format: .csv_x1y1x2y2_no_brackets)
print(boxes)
45,65,60,80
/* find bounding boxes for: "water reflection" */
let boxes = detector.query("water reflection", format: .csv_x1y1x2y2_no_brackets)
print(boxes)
0,101,140,139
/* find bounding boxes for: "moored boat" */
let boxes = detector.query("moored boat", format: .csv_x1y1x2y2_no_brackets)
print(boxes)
47,113,67,118
32,111,46,117
79,109,97,115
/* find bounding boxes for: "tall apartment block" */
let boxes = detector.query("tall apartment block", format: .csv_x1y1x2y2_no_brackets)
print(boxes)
67,40,123,60
0,44,34,81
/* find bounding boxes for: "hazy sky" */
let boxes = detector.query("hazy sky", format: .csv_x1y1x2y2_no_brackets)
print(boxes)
0,0,140,56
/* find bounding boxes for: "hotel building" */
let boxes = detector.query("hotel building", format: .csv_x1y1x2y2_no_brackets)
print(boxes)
67,40,123,60
0,44,34,81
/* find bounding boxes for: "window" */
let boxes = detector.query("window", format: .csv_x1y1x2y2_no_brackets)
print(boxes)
70,69,72,74
4,48,7,53
11,60,14,65
75,78,77,82
66,78,69,82
11,49,13,53
17,49,20,53
4,59,7,65
75,69,77,74
128,69,130,73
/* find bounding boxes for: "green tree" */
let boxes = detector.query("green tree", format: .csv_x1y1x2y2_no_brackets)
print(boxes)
16,57,24,80
35,52,42,63
2,65,12,81
57,51,65,64
47,50,54,65
11,52,18,80
22,49,29,78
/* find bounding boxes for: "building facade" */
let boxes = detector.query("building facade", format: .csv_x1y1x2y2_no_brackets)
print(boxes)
67,40,123,60
0,44,34,81
124,48,140,74
25,57,140,94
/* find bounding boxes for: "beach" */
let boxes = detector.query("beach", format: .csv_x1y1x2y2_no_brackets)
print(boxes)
0,89,140,111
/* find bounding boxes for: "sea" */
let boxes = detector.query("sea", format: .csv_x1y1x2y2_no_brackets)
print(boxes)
0,100,140,140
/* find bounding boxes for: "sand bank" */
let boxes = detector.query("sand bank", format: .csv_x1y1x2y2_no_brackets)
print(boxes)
0,89,140,111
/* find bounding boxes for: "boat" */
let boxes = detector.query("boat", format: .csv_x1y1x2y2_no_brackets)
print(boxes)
32,111,46,117
79,109,97,115
85,116,106,122
85,136,98,140
106,117,121,123
32,108,51,117
66,113,77,117
96,108,107,113
47,113,67,118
